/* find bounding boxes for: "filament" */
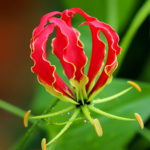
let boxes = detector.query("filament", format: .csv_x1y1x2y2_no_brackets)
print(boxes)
89,105,135,121
92,87,132,104
30,106,75,120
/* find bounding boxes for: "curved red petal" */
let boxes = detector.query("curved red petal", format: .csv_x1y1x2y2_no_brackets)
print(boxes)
31,24,73,99
62,8,96,23
89,21,121,96
85,25,105,93
50,17,87,82
31,8,121,101
61,8,121,96
62,9,105,91
33,11,61,37
61,9,105,93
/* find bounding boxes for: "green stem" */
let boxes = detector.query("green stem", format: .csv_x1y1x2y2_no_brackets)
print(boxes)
0,99,26,118
92,87,132,104
30,105,75,120
46,109,80,146
89,105,135,121
14,99,59,150
117,0,150,73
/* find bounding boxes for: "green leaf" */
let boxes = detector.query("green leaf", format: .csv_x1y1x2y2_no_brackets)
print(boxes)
140,128,150,142
47,78,150,150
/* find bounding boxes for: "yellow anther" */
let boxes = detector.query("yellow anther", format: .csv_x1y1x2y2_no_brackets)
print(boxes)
24,110,31,127
41,138,47,150
93,119,103,136
128,81,141,92
134,113,144,129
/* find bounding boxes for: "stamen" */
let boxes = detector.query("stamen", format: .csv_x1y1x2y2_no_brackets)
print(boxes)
128,81,141,92
93,119,103,136
92,87,132,104
41,138,47,150
89,105,135,121
24,110,31,127
46,109,79,146
29,106,75,120
81,105,93,124
134,113,144,129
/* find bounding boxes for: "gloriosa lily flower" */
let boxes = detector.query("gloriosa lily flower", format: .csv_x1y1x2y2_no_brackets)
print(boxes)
24,8,144,150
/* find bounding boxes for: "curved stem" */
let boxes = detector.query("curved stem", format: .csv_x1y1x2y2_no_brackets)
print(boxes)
92,87,132,104
46,109,80,146
30,106,75,120
89,105,135,121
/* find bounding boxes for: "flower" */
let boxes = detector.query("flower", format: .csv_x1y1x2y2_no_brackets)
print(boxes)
26,8,144,150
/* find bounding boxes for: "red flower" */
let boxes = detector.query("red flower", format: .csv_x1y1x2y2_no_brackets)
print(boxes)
28,8,143,149
30,8,120,103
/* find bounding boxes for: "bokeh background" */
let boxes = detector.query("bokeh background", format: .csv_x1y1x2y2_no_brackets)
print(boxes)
0,0,150,150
